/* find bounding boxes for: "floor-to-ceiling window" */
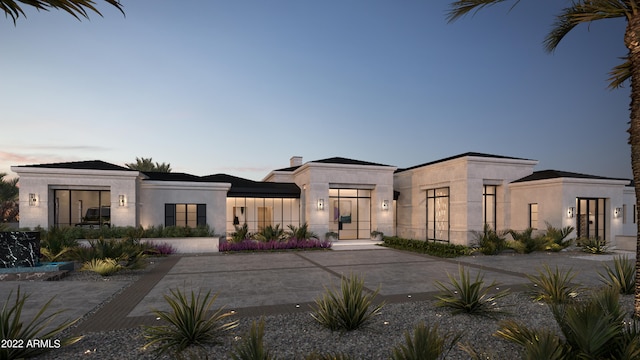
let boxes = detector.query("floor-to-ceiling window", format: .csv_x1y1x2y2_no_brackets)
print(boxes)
483,185,497,230
226,197,300,235
54,189,110,227
426,187,449,242
329,189,371,239
577,198,606,240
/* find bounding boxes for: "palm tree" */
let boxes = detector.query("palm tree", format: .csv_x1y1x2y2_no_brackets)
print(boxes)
125,157,172,173
0,173,19,223
1,0,124,23
447,0,640,317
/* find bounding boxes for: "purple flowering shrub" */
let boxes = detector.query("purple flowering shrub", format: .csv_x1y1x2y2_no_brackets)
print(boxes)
148,242,177,255
219,238,331,252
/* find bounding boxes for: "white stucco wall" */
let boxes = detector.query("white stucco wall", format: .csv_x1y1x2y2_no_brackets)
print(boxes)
139,181,231,235
289,162,396,239
394,155,537,246
510,177,632,247
10,166,141,229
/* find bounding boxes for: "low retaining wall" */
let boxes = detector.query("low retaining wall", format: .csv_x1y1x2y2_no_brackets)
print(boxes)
78,237,222,254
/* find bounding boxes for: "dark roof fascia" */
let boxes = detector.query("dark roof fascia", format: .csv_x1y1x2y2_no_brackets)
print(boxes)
141,172,211,182
202,174,301,198
512,170,631,184
273,157,393,172
17,160,134,172
395,152,535,173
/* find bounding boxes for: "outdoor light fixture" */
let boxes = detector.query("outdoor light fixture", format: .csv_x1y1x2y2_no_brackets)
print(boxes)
119,195,126,207
382,199,389,211
29,193,37,207
317,198,324,211
567,207,575,219
614,207,622,218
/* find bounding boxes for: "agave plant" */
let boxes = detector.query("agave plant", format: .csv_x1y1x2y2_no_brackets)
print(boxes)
229,318,275,360
143,287,238,357
527,265,581,304
311,273,384,331
0,287,81,360
390,322,462,360
305,352,357,360
599,255,635,295
434,265,509,316
496,287,640,359
80,258,122,276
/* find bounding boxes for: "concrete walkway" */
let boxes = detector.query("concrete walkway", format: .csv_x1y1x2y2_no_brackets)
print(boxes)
0,244,634,336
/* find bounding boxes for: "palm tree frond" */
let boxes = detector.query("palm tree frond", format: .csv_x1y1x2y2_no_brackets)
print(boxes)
446,0,514,23
1,0,124,23
608,57,631,88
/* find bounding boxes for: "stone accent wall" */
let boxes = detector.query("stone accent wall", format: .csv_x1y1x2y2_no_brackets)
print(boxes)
0,232,40,268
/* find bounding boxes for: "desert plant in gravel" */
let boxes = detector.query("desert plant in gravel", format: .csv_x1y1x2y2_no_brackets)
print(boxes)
390,322,462,360
311,273,384,331
0,287,81,360
526,265,581,304
80,258,123,276
599,255,636,295
576,236,608,254
508,228,547,254
497,286,640,359
305,352,357,360
434,265,509,317
229,318,275,360
143,287,238,358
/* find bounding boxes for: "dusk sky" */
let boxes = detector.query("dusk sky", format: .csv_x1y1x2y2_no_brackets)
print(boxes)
1,0,632,181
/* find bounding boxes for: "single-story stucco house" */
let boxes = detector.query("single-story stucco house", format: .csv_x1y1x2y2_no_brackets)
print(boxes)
11,152,637,249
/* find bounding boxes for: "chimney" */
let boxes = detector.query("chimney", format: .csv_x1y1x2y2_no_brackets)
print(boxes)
290,156,303,167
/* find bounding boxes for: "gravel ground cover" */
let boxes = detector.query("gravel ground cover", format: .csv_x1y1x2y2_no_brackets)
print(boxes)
29,259,635,360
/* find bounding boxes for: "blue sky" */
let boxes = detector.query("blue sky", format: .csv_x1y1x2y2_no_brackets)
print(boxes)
1,0,632,181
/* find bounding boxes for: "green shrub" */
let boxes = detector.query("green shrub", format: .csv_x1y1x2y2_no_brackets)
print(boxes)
576,237,608,254
286,223,318,240
527,265,580,304
80,258,122,276
472,224,508,255
143,287,238,357
311,273,384,331
542,222,574,251
496,320,566,360
508,228,548,254
254,224,285,242
231,223,251,243
229,318,275,360
599,255,635,294
40,226,79,261
72,237,151,269
0,287,81,360
382,237,469,258
390,322,462,360
434,265,509,316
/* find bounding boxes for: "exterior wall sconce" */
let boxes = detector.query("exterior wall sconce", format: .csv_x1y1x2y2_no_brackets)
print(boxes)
567,207,575,219
614,207,622,218
382,200,389,211
317,198,324,211
119,195,126,207
29,193,38,207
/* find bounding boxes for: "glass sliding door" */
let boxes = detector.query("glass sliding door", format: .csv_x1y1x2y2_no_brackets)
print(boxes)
54,189,110,227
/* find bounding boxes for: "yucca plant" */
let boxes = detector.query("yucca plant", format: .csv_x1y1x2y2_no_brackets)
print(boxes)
390,322,462,360
508,228,547,254
305,352,357,360
599,255,635,295
231,223,251,243
229,318,275,360
434,265,509,316
0,287,81,360
143,287,238,357
526,265,580,304
254,225,285,242
286,223,318,240
471,223,508,255
311,273,384,331
542,222,574,251
495,320,566,360
80,258,122,276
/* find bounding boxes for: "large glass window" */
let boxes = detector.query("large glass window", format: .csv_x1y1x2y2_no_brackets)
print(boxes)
427,187,449,242
483,185,497,230
54,189,110,227
576,198,606,240
329,189,371,240
165,203,206,227
226,197,300,235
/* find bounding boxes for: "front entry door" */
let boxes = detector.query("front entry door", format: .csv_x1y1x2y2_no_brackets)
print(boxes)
576,198,606,241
